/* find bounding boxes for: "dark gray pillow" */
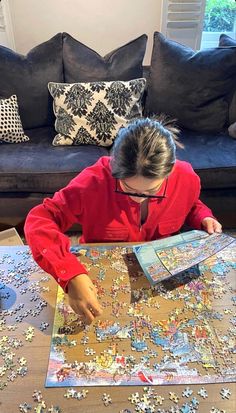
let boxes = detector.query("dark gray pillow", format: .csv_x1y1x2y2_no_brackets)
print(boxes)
146,32,236,132
62,33,147,83
219,34,236,47
218,34,236,124
0,33,63,129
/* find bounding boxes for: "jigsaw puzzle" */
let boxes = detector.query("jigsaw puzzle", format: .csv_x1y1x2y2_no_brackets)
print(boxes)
45,234,236,387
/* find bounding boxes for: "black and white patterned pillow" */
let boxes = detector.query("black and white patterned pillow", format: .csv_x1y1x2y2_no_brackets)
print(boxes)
48,78,146,147
0,95,29,143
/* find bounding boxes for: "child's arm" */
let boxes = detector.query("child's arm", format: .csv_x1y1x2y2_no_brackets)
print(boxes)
25,196,103,323
24,188,86,292
185,172,222,232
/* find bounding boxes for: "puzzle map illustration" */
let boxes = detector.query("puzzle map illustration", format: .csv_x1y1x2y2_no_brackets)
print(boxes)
45,237,236,388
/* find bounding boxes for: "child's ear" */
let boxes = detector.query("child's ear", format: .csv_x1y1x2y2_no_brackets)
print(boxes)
228,122,236,139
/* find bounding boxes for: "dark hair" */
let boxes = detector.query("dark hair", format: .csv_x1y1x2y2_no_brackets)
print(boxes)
111,117,180,179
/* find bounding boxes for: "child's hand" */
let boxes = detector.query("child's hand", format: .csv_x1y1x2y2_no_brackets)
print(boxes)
201,217,222,234
67,274,103,324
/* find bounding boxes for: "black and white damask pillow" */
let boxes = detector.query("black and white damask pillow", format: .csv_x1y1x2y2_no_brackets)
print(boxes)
0,95,29,143
48,78,146,147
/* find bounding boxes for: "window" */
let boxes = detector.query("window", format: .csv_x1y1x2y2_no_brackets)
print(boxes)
161,0,207,50
201,0,236,48
161,0,236,50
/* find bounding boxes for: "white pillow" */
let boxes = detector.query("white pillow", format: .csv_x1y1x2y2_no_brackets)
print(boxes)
0,95,29,143
48,78,146,147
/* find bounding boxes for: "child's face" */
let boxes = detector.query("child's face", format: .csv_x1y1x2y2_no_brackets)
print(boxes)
119,175,165,203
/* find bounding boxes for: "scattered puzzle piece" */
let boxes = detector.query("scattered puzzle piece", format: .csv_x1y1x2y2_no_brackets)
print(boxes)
19,403,32,413
32,390,42,402
220,387,231,400
182,387,193,398
169,392,179,404
197,387,208,399
102,393,112,406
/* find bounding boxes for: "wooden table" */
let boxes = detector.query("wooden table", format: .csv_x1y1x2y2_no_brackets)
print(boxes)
0,244,235,413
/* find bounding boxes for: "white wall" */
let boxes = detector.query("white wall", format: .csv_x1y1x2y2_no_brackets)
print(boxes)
0,1,8,47
8,0,163,64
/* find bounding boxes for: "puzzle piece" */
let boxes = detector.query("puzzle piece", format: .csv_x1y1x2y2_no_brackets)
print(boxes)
32,390,42,402
128,392,140,404
19,403,32,413
34,401,46,413
75,389,88,400
0,366,7,377
25,332,35,342
169,392,179,403
40,322,49,332
153,394,164,405
180,404,193,413
18,357,27,366
48,407,61,413
190,397,199,408
219,387,231,400
182,387,193,398
80,335,89,345
136,401,155,413
17,366,28,377
64,388,77,398
197,387,208,399
84,347,96,356
7,371,17,382
102,393,112,406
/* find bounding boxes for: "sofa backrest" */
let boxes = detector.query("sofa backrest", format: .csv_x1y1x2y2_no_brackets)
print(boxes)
1,32,235,134
0,33,63,130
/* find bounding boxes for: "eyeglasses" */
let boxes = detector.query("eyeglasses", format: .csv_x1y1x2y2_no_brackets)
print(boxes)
115,178,168,199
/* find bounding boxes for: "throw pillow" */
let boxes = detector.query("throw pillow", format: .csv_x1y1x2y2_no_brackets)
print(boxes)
228,122,236,139
219,34,236,47
0,33,63,130
0,95,29,143
218,34,236,125
48,78,146,147
62,33,147,83
145,32,236,132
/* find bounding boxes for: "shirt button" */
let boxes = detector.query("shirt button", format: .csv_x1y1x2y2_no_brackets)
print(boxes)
57,278,61,283
42,248,47,254
60,270,66,274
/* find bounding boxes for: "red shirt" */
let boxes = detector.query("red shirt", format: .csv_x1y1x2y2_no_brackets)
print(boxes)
24,156,214,291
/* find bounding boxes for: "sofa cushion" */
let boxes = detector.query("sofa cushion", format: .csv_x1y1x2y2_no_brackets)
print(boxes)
0,127,109,193
176,129,236,189
0,34,63,130
218,34,236,124
0,95,29,143
63,33,147,83
145,32,236,132
48,78,146,146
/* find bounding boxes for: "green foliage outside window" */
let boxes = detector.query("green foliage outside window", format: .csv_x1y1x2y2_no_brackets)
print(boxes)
204,0,236,31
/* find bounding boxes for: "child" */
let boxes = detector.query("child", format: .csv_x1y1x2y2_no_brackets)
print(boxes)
25,117,222,324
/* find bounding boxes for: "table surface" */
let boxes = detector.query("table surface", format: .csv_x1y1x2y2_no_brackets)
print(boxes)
0,243,235,413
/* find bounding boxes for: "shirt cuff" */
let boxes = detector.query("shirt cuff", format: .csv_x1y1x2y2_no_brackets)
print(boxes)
54,254,88,292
